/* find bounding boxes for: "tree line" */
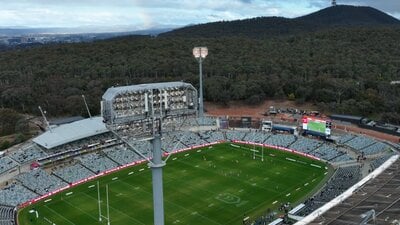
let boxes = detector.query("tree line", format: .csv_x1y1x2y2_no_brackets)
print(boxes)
0,28,399,124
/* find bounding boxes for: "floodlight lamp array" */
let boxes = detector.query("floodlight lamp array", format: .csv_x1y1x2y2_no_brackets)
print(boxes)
193,47,208,59
102,82,198,135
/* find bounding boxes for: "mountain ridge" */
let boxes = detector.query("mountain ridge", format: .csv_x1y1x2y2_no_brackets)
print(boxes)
160,5,400,38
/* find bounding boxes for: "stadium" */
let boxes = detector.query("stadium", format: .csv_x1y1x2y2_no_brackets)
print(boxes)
0,81,398,225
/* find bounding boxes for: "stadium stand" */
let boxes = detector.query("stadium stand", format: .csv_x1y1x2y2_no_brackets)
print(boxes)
0,205,15,225
0,183,37,206
242,131,270,143
103,145,140,165
289,137,322,153
78,152,118,174
299,166,361,215
309,157,400,225
162,132,187,152
336,133,355,144
344,135,376,151
53,163,95,183
0,120,396,225
264,134,296,147
198,130,224,143
0,157,18,175
226,130,247,141
16,169,67,195
369,153,395,171
360,141,390,155
8,144,47,164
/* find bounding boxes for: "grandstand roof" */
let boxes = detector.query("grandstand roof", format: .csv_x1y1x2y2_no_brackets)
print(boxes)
33,117,108,149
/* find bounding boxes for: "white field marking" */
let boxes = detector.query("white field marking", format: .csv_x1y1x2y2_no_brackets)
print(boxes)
112,177,118,181
191,211,198,215
44,205,76,225
66,192,73,196
312,178,316,182
295,188,301,191
44,199,52,203
185,153,189,157
62,194,99,221
286,193,291,197
324,172,328,175
172,157,177,160
252,183,257,186
304,183,309,186
88,185,95,188
209,146,213,149
128,172,134,175
139,168,145,172
272,201,278,205
195,165,199,168
286,157,296,162
81,193,147,225
238,189,244,193
208,203,214,207
197,150,202,152
310,164,322,168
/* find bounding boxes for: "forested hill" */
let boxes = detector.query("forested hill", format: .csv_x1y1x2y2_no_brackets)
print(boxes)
1,27,400,124
160,5,400,38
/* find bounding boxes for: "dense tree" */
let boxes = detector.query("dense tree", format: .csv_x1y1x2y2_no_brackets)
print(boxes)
0,27,399,124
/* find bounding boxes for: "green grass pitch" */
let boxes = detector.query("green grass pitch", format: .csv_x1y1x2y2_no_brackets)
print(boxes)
18,143,331,225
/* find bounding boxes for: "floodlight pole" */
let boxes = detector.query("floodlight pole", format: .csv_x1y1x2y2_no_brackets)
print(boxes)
150,121,166,225
198,56,204,119
193,47,208,122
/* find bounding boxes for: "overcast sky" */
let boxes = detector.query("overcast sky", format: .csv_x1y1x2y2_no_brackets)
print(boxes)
0,0,399,31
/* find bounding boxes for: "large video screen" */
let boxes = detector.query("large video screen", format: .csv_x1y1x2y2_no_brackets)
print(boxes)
302,117,331,135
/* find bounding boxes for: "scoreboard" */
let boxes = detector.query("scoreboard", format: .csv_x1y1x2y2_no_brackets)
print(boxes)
302,116,332,136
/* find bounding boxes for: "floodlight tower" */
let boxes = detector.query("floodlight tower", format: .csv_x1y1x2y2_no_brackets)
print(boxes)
332,0,337,6
102,82,198,225
193,47,208,120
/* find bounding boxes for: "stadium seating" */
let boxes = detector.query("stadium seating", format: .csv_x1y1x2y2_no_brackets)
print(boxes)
162,132,187,152
78,152,118,174
289,137,322,153
344,136,375,151
0,205,15,225
299,166,361,216
16,169,67,195
8,144,47,164
242,131,270,143
370,153,394,171
198,130,224,143
225,130,247,141
103,145,140,165
264,134,296,147
337,133,355,144
0,121,395,223
53,163,95,183
360,142,389,155
0,183,37,206
0,157,19,175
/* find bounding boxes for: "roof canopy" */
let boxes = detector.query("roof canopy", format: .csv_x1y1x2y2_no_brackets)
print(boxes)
33,116,108,149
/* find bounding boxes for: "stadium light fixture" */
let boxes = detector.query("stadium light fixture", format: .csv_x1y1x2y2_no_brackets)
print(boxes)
193,47,208,120
102,81,198,225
